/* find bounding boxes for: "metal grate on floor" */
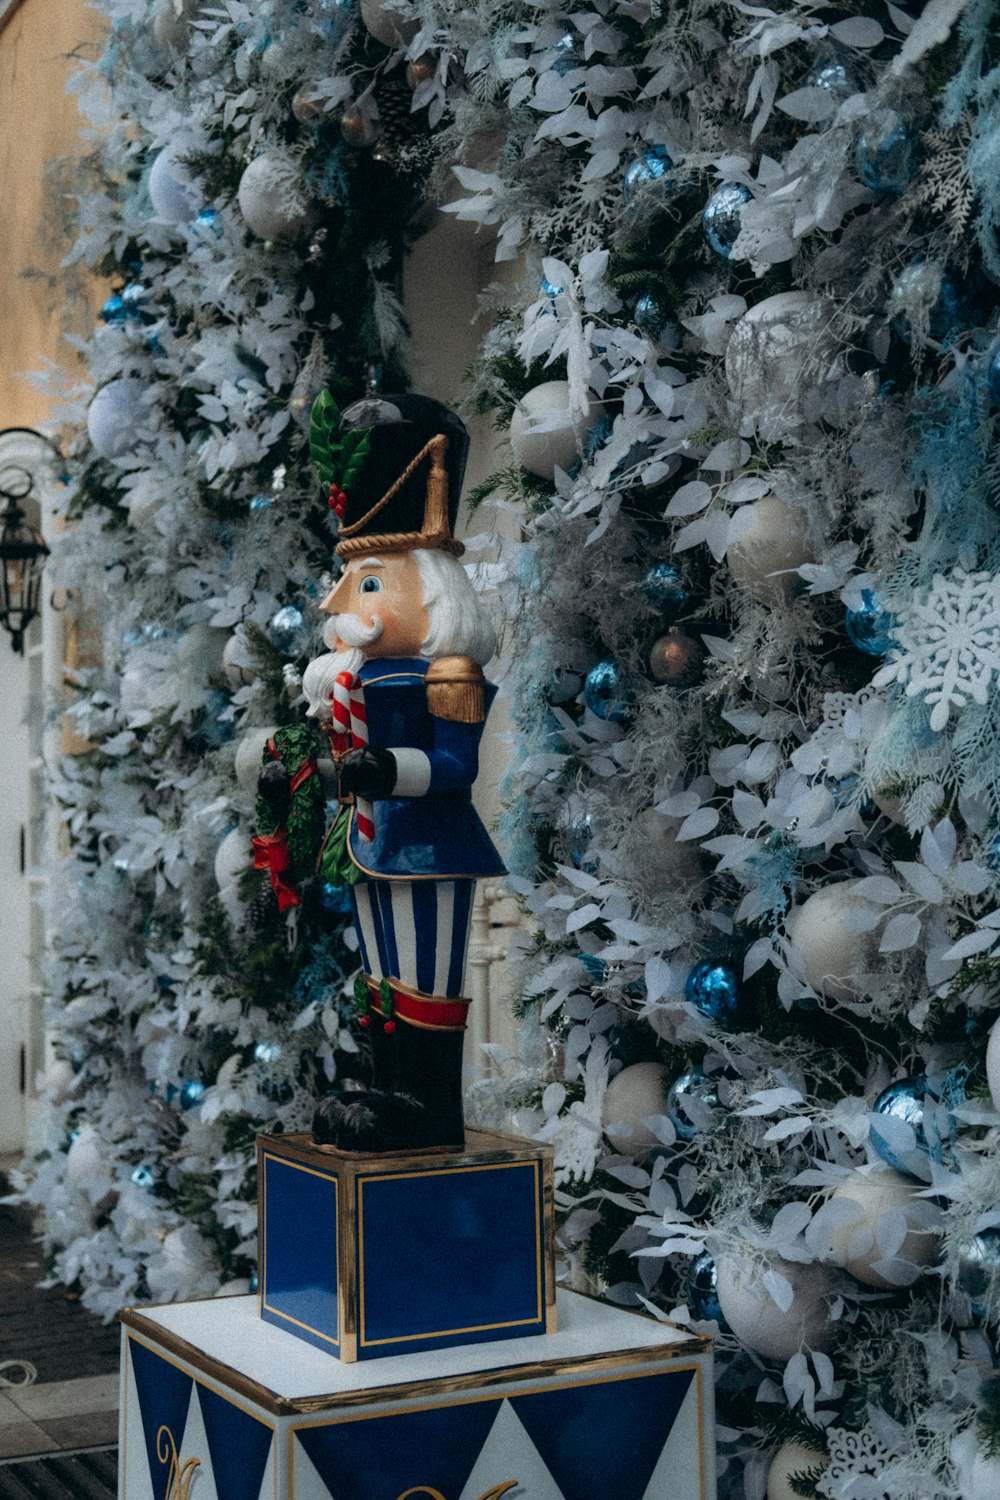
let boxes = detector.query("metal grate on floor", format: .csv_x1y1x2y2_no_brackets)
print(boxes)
0,1447,117,1500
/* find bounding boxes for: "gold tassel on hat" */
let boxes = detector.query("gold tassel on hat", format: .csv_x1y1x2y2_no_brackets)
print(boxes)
425,656,486,723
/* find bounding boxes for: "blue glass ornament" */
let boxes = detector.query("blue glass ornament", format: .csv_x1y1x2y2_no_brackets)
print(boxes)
871,1076,933,1175
808,50,858,103
180,1080,206,1110
120,282,150,318
563,813,598,872
100,293,126,323
956,1227,1000,1318
622,146,674,206
540,275,564,301
267,604,307,657
194,206,220,235
633,293,669,338
321,882,355,914
641,563,685,622
584,659,635,722
686,1250,726,1324
551,32,583,74
845,589,895,655
254,1040,283,1065
155,974,174,992
578,952,607,986
702,182,752,261
667,1070,720,1142
684,962,739,1021
131,1165,155,1190
249,493,274,511
854,115,914,196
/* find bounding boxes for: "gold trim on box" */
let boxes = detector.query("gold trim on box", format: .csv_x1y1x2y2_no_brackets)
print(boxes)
121,1332,280,1494
260,1151,341,1350
119,1302,711,1419
287,1362,708,1500
357,1159,544,1348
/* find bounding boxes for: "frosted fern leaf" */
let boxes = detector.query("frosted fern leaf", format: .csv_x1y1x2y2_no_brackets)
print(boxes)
873,568,1000,732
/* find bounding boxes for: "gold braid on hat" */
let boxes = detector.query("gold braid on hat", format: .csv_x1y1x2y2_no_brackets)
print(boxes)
336,433,464,559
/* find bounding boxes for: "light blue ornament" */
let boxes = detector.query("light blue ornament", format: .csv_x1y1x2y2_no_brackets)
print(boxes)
551,32,583,74
578,952,607,986
254,1040,283,1065
180,1080,206,1110
702,182,751,261
321,882,354,914
131,1165,155,1190
540,276,564,300
956,1227,1000,1318
100,293,126,323
584,659,634,722
686,1250,726,1324
641,563,685,621
871,1076,933,1175
194,207,220,236
845,589,895,655
633,293,669,338
667,1070,720,1142
267,604,307,657
249,493,274,511
120,282,150,319
855,115,914,196
684,962,739,1021
622,146,674,206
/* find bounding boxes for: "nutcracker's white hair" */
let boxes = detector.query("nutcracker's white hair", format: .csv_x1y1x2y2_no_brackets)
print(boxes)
413,548,497,665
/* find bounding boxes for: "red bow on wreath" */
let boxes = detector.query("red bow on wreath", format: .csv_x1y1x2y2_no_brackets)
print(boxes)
251,829,301,912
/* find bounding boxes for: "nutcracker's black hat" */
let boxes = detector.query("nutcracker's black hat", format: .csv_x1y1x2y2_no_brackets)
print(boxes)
335,393,469,559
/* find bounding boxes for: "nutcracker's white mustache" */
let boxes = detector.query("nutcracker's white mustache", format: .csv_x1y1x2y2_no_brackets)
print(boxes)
323,612,384,649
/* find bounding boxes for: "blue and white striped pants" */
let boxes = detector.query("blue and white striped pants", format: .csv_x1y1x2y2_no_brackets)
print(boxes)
350,880,476,999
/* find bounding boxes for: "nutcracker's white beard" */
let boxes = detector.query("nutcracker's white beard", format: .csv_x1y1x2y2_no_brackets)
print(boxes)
325,611,384,649
302,647,366,720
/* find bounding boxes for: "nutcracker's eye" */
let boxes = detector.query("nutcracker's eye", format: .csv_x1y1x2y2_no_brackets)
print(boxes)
360,575,382,594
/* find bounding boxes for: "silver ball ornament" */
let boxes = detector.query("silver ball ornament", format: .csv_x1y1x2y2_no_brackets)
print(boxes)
87,379,147,461
726,494,812,604
715,1253,834,1359
237,153,318,243
359,0,419,47
601,1062,667,1153
148,142,203,224
508,381,599,480
725,293,833,442
234,726,280,794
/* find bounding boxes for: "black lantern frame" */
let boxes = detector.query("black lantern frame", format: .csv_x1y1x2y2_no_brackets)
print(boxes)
0,433,53,655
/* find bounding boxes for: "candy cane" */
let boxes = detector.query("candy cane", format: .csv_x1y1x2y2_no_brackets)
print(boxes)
332,671,375,842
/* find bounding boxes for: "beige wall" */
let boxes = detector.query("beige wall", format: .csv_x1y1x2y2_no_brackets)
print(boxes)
0,0,105,429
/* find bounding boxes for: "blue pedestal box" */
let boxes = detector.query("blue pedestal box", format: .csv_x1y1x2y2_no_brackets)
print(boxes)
257,1129,557,1362
118,1289,716,1500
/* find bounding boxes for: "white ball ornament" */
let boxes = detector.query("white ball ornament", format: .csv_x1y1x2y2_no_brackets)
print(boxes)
237,153,318,243
985,1017,1000,1113
509,381,600,481
359,0,420,48
788,881,874,1002
66,1124,103,1186
767,1442,829,1500
235,727,279,795
715,1253,834,1358
214,828,250,892
602,1062,667,1152
87,379,147,461
222,629,258,688
148,142,202,224
725,292,833,441
821,1168,938,1287
726,494,812,604
177,622,228,682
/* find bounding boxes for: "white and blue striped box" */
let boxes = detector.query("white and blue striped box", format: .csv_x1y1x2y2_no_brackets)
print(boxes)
257,1129,557,1362
119,1288,716,1500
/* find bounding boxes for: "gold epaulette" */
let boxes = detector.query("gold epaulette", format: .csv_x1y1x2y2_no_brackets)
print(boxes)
425,656,486,723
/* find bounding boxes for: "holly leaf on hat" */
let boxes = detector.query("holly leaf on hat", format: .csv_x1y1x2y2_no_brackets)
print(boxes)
309,390,372,504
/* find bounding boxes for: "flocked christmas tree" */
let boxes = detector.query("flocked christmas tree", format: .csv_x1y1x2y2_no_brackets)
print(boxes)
17,0,1000,1496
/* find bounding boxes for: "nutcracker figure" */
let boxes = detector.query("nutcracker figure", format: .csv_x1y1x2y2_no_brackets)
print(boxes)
294,392,505,1154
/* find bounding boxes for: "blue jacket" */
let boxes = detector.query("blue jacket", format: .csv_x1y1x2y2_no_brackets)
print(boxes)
347,657,507,881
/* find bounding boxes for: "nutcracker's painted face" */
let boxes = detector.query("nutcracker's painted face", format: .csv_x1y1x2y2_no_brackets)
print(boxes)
320,551,430,659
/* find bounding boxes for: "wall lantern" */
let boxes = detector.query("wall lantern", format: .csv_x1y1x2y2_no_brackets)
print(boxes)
0,432,52,655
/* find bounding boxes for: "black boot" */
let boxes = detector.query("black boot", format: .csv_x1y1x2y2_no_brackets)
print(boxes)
312,999,468,1154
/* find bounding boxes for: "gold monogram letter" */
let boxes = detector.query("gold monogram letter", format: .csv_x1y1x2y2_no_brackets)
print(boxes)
157,1423,202,1500
397,1484,518,1500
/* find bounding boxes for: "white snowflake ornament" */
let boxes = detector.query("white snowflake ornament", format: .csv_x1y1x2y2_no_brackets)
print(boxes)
873,567,1000,731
